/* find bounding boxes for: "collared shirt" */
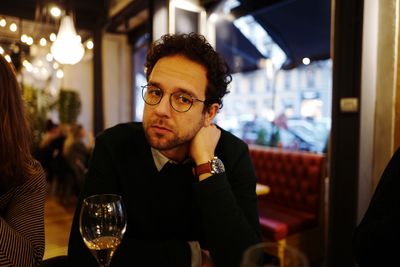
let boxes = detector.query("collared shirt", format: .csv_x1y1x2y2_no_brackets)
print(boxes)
150,148,201,267
151,147,193,170
151,148,174,171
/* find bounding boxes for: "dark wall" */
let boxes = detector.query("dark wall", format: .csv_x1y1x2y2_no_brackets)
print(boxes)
326,0,364,266
93,28,104,135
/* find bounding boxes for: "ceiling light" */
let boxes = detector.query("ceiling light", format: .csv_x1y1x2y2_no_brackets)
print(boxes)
0,18,6,27
302,57,310,65
51,15,84,65
50,33,57,42
0,46,3,55
40,38,47,46
32,56,52,81
26,37,34,45
23,60,33,72
46,53,54,62
50,7,62,17
9,23,17,32
56,69,64,79
86,40,94,50
21,34,28,43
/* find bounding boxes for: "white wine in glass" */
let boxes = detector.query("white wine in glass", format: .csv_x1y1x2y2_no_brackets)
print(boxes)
80,194,127,267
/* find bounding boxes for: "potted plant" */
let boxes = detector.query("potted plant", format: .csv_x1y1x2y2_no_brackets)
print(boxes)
58,89,82,124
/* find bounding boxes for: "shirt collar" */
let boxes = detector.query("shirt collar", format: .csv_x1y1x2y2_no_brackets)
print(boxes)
151,148,171,171
151,147,193,172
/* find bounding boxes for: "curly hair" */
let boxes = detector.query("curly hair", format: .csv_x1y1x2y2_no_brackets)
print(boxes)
145,32,231,109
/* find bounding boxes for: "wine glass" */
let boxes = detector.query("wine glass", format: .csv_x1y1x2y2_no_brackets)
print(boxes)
80,194,127,267
240,242,308,267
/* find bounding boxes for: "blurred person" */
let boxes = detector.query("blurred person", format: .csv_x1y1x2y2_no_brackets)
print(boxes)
35,119,66,182
62,123,93,196
0,55,46,266
39,119,62,148
68,33,261,267
353,148,400,266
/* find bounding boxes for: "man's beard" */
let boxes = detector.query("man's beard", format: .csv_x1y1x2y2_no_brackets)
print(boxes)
145,130,189,151
144,117,204,151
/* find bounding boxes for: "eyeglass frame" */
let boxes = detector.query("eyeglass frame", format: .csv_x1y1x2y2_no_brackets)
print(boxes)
141,84,208,113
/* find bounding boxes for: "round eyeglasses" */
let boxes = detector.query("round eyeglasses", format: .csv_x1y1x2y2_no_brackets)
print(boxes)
141,84,206,113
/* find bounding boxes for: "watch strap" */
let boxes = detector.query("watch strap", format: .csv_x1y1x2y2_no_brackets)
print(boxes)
195,161,212,176
195,156,225,176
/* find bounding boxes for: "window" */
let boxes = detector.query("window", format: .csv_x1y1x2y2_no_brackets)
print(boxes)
212,10,332,153
132,33,150,122
306,68,316,88
284,72,291,90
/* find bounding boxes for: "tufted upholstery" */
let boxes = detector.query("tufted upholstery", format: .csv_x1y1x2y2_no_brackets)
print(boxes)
249,145,325,241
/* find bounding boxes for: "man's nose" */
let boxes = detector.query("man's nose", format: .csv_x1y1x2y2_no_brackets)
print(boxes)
154,95,172,116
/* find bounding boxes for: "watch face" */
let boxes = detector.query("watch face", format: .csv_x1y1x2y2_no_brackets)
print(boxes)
211,157,225,174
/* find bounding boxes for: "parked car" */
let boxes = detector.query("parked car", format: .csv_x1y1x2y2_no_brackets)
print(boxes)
286,118,330,152
240,119,312,151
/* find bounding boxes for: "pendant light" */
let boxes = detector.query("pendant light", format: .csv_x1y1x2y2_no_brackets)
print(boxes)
51,15,84,65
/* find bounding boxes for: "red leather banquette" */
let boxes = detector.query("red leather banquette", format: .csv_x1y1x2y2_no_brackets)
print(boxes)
249,145,325,241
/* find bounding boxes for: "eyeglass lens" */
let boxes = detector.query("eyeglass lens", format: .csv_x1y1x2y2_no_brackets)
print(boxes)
142,85,194,112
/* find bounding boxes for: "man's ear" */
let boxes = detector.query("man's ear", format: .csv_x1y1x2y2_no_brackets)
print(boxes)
204,103,219,126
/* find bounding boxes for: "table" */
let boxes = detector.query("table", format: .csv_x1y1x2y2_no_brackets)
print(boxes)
256,183,270,196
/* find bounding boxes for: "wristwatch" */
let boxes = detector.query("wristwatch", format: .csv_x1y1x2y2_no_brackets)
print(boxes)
195,156,225,176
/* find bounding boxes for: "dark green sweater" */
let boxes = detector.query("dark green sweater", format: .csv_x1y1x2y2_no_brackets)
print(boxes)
68,122,261,267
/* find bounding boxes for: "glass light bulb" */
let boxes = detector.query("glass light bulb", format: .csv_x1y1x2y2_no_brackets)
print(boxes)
51,16,85,65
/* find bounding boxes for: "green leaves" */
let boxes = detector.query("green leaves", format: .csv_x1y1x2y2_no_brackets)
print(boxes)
58,89,81,124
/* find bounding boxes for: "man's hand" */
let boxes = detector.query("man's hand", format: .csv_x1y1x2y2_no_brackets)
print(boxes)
190,124,221,165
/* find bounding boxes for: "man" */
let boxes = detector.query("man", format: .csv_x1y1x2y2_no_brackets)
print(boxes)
68,33,261,267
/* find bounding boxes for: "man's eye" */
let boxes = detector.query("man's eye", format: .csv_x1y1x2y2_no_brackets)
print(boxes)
148,88,162,97
177,94,193,104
